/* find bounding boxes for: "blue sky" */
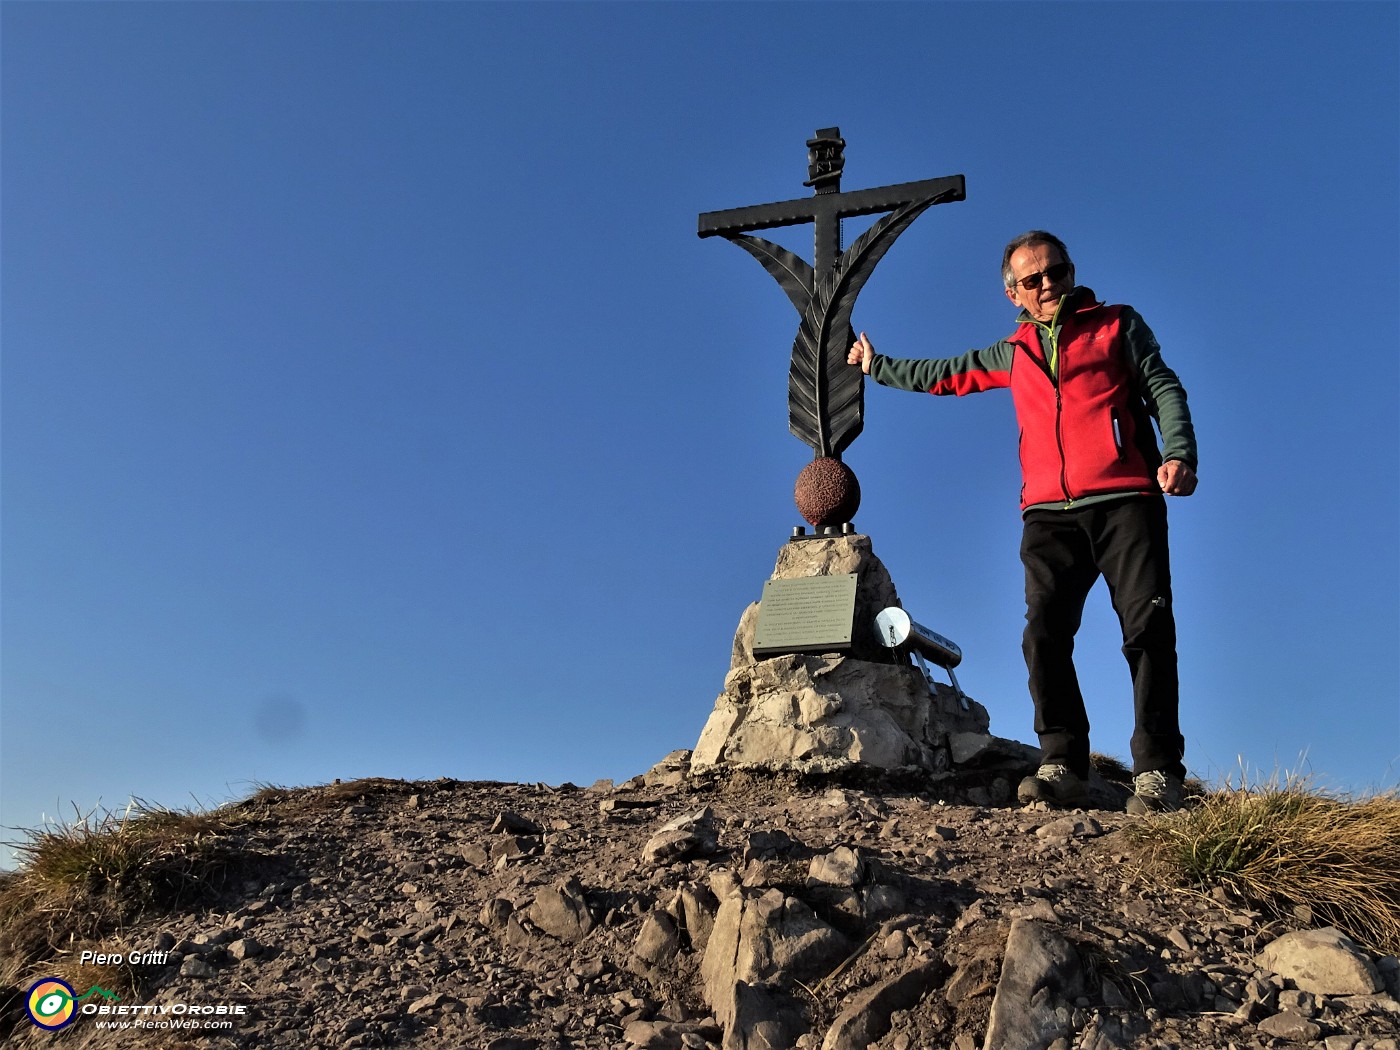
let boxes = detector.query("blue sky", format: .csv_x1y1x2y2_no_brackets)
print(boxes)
3,2,1397,859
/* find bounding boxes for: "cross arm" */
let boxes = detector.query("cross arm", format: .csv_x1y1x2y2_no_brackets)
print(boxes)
698,198,821,239
828,175,966,220
698,173,965,239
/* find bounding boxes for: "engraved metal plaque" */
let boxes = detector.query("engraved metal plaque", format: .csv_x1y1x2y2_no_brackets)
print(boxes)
751,573,857,657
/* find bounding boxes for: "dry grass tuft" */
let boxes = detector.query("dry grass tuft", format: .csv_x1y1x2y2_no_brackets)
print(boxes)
1127,773,1400,954
1090,753,1134,784
0,801,258,1000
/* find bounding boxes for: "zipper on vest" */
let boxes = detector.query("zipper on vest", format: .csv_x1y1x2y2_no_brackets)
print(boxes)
1013,338,1073,503
1055,387,1072,503
1048,324,1072,503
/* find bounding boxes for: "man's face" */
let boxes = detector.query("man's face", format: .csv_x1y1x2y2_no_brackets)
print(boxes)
1004,243,1074,323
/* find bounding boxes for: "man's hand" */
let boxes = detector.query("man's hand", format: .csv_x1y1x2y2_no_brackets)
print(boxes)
847,331,874,375
1158,460,1197,496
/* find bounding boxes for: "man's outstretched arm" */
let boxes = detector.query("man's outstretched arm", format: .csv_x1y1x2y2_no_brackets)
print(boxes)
849,331,1014,395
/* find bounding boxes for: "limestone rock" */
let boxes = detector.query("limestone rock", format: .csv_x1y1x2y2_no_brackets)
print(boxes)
1034,815,1104,845
719,981,801,1050
820,958,946,1050
480,897,513,930
692,534,992,776
671,881,720,953
1257,1011,1323,1041
643,750,694,790
633,909,682,971
527,877,595,943
624,1019,721,1049
407,991,456,1015
1077,1015,1138,1050
808,847,867,888
491,811,543,836
948,732,1038,767
983,919,1087,1050
700,887,848,1023
227,936,262,960
1256,926,1383,995
695,655,951,772
643,829,709,867
642,808,719,868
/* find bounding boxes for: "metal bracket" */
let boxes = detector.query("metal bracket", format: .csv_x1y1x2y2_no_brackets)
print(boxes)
789,523,855,542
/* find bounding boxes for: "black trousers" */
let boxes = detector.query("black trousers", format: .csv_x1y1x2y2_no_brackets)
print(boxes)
1020,495,1186,780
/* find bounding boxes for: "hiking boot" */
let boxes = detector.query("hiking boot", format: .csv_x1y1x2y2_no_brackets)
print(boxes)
1017,764,1090,807
1126,770,1184,815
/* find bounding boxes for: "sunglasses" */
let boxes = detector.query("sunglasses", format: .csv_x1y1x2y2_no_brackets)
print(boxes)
1013,262,1071,292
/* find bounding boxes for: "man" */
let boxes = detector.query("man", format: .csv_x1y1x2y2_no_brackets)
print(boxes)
847,230,1197,813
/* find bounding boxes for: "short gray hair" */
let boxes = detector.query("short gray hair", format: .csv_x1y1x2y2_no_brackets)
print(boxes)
1001,230,1073,288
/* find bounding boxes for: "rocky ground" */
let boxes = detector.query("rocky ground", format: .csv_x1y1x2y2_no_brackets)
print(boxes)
6,753,1399,1050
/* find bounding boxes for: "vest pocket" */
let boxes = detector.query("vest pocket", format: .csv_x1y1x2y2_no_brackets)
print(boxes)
1110,408,1125,461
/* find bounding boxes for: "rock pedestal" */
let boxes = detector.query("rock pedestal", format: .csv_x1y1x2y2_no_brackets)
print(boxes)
691,534,1020,777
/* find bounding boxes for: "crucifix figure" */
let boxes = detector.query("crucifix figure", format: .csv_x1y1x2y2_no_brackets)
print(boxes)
699,128,965,531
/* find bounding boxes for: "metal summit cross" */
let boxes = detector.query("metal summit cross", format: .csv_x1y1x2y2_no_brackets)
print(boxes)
698,128,964,460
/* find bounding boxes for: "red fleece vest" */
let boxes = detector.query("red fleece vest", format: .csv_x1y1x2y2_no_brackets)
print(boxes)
1009,302,1158,508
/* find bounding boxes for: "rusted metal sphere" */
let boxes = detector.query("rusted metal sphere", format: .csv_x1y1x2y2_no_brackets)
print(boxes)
794,457,860,528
